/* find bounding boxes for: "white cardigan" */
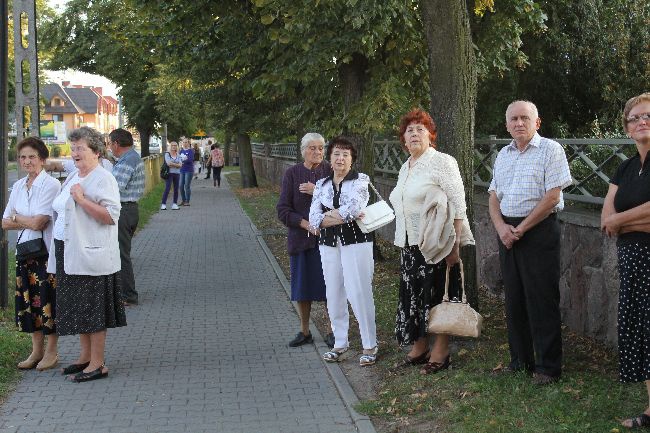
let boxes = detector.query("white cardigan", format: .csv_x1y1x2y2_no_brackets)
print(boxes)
47,166,122,276
389,147,468,248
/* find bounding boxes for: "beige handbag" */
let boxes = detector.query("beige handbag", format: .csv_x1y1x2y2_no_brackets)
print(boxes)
427,259,483,338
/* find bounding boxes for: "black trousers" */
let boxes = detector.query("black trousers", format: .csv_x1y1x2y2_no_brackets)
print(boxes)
118,202,139,304
498,214,562,377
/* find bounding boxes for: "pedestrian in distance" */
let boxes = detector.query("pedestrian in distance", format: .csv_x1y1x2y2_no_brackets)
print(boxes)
2,137,61,371
277,133,334,349
160,141,182,210
108,128,145,306
204,140,213,179
211,143,225,187
600,92,650,430
309,137,378,366
178,138,194,206
193,142,201,179
488,100,572,386
48,126,127,382
389,109,474,374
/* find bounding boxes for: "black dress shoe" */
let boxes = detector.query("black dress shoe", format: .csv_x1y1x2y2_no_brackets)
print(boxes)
61,362,90,375
71,367,108,382
288,332,313,347
324,332,335,349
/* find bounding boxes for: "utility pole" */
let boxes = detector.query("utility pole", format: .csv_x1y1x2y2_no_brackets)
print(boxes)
0,0,9,308
13,0,39,139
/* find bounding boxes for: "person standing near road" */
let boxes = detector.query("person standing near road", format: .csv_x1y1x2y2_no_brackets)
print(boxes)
488,100,572,386
179,138,195,206
108,128,145,307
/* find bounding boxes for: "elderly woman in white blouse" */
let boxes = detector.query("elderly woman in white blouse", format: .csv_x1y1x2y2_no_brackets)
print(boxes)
309,136,378,366
389,109,471,375
48,126,126,383
2,137,61,371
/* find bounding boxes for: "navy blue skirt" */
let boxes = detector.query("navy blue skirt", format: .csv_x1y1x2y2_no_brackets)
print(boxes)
290,247,327,302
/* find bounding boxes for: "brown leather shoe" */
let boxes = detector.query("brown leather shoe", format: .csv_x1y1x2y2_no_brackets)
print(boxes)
420,355,451,375
532,373,560,386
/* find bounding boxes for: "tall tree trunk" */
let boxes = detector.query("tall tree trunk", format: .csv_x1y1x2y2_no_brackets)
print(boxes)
236,132,258,188
338,53,373,178
420,0,479,308
137,124,152,158
223,131,232,166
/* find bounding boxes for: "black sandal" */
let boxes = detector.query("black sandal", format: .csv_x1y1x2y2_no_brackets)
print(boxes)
623,413,650,429
61,362,90,375
71,366,108,383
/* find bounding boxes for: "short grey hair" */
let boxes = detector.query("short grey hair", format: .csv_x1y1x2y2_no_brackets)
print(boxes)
505,100,539,121
300,133,325,157
68,126,105,154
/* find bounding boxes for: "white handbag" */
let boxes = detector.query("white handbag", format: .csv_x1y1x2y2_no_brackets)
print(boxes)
356,182,395,233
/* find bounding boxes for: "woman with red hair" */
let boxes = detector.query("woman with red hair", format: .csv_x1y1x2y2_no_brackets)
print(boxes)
389,109,473,374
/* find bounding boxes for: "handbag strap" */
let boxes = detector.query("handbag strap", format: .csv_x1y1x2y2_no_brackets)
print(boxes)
444,258,467,304
367,181,385,203
16,229,44,245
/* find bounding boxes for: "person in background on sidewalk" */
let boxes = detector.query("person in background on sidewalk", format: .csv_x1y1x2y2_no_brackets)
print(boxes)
179,138,194,206
160,141,182,210
3,137,61,371
600,92,650,430
108,128,145,306
193,142,201,179
211,143,225,188
277,133,334,349
48,126,126,382
204,140,212,179
488,100,572,386
309,137,378,366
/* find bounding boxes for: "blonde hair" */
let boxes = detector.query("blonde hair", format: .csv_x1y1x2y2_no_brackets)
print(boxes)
622,92,650,132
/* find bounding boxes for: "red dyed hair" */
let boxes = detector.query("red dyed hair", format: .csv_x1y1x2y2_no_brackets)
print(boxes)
398,108,437,149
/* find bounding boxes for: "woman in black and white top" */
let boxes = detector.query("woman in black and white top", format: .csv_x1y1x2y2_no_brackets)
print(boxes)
309,136,378,366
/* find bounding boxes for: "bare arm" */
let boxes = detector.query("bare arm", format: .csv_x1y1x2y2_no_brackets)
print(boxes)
44,161,65,172
512,187,561,237
488,191,518,249
70,184,115,225
445,218,463,266
2,214,50,231
600,184,618,237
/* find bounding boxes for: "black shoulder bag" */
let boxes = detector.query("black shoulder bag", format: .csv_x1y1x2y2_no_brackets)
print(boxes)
16,230,48,262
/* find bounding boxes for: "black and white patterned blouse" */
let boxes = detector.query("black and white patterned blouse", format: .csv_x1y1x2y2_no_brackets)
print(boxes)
309,170,373,247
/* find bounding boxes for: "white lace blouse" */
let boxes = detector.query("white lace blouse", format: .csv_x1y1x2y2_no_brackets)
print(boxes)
389,147,467,248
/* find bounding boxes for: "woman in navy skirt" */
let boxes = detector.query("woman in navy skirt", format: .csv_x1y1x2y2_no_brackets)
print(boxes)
601,92,650,429
277,133,333,347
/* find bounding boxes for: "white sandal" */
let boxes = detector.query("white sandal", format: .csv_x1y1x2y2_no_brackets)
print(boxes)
322,347,348,362
359,347,379,366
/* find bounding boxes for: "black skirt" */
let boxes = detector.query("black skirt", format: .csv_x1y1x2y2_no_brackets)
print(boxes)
54,239,127,336
15,255,57,335
395,245,461,345
617,242,650,383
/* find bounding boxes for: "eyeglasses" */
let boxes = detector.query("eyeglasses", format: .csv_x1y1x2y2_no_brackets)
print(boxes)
626,113,650,125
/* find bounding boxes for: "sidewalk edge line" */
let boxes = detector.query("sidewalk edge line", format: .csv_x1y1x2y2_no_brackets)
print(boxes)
254,231,378,433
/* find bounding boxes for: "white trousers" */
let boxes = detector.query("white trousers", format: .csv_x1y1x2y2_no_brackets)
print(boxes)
319,241,377,350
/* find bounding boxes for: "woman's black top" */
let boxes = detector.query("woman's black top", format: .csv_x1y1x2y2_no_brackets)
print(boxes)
318,171,372,247
612,151,650,245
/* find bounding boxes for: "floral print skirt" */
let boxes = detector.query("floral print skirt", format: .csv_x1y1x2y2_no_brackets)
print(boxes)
15,255,57,335
395,245,461,346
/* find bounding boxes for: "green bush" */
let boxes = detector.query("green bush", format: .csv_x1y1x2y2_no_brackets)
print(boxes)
8,148,16,161
51,145,61,158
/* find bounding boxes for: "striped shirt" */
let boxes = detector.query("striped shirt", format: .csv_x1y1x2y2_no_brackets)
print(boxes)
112,147,145,202
488,133,572,217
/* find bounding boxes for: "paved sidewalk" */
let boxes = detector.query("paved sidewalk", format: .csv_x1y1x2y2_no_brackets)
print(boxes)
0,176,361,433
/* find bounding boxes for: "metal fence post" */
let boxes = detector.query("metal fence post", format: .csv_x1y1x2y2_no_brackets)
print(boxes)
13,0,40,139
0,0,9,308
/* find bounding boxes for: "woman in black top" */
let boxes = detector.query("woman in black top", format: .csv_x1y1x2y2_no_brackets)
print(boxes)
601,92,650,429
309,137,378,366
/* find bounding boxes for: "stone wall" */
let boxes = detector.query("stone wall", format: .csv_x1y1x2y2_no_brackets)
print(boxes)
253,155,620,347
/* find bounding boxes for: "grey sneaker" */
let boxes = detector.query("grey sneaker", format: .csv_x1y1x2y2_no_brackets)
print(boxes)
288,332,313,347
